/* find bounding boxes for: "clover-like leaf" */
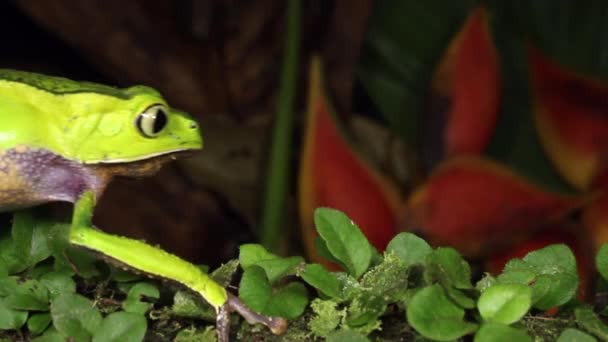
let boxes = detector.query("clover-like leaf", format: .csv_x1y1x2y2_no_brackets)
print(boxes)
596,244,608,281
407,284,478,341
264,282,309,319
4,278,49,311
39,271,76,300
27,312,52,335
239,266,272,313
302,263,341,298
474,322,531,342
239,266,308,319
575,305,608,341
50,293,102,340
425,247,473,289
557,328,596,342
92,312,146,342
239,244,303,284
498,244,578,309
386,232,432,267
314,208,372,278
0,297,28,330
327,330,370,342
478,283,532,324
122,282,159,314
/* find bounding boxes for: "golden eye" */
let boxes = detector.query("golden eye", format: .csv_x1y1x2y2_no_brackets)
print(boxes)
135,104,168,138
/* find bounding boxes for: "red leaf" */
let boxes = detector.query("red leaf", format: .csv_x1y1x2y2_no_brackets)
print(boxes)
408,157,582,257
432,6,500,156
299,56,403,264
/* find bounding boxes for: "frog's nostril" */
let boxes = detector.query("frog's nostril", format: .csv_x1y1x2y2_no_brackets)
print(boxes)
189,123,197,129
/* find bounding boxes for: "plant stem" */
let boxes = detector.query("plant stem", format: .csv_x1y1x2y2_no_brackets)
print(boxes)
259,0,301,252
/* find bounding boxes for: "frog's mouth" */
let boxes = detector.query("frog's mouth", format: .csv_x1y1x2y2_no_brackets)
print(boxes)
84,145,201,164
91,150,198,178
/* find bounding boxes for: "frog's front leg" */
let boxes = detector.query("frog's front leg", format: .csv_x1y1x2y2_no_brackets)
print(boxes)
68,192,287,341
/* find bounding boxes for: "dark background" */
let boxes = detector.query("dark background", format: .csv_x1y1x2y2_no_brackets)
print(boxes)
0,1,371,266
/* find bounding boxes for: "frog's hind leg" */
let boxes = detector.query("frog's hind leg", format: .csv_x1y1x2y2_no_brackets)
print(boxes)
68,191,288,342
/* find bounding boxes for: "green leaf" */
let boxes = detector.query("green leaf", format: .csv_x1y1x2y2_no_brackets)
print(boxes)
557,328,597,342
314,237,341,264
301,263,341,298
50,293,102,340
239,244,303,283
55,247,99,279
31,327,65,342
7,212,55,273
109,267,143,283
425,247,473,289
239,266,308,319
264,282,308,319
0,297,28,330
39,271,76,299
596,244,608,281
386,232,432,267
170,291,215,321
407,284,478,341
575,305,608,341
478,283,532,324
0,276,18,296
0,238,21,275
210,259,239,287
11,210,35,262
327,330,370,342
474,322,532,342
498,244,578,309
314,208,372,278
26,218,54,266
92,312,146,342
27,312,52,335
445,287,476,310
4,279,49,311
240,244,278,268
239,266,272,313
122,282,159,314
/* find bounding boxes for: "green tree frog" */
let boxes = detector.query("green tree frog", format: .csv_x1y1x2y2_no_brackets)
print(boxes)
0,70,286,341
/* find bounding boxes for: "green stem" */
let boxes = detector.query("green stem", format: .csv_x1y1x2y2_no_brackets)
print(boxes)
259,0,301,252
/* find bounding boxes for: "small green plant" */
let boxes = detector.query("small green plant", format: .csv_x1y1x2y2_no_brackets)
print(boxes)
2,207,608,341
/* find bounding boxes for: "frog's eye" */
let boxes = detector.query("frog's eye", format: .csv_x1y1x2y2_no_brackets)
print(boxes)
135,104,168,138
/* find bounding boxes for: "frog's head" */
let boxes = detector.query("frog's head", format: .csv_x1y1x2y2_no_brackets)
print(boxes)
70,85,203,164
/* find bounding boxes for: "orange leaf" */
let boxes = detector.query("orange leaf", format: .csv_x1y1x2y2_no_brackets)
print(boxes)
299,56,403,265
432,6,500,156
408,157,582,257
530,48,608,190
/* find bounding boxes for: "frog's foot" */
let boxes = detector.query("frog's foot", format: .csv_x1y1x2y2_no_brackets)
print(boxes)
216,293,288,342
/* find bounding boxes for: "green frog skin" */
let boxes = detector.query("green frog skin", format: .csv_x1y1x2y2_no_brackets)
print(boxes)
0,70,286,341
